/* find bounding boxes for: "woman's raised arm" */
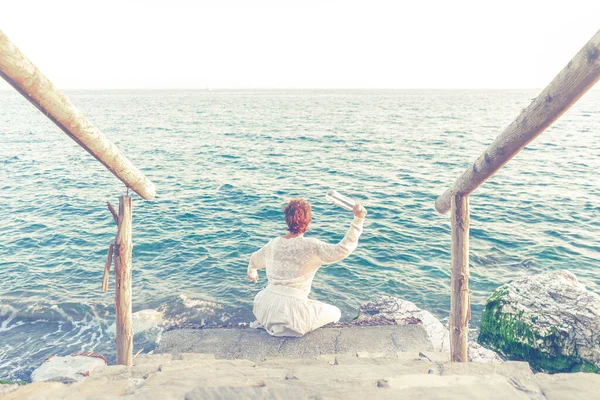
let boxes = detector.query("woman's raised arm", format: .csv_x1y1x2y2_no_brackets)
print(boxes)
316,204,367,264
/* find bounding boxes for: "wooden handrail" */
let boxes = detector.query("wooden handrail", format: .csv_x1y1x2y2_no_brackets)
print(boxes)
435,29,600,215
0,30,156,200
437,29,600,363
0,30,149,366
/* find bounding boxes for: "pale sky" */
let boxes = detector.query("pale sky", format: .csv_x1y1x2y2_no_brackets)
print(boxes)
0,0,599,89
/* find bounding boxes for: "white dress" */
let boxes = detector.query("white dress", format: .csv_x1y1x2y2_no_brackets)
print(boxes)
248,216,365,337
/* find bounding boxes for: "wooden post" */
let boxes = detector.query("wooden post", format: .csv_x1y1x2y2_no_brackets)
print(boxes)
0,30,155,200
449,194,470,362
114,196,133,366
435,29,600,214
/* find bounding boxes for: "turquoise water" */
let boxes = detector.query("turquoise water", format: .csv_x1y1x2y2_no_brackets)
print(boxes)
1,89,599,381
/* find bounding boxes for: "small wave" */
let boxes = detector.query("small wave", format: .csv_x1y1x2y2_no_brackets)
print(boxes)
179,294,223,312
1,155,20,164
107,309,164,335
0,304,18,332
0,299,210,377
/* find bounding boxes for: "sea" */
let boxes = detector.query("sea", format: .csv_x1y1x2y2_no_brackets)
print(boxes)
1,89,599,381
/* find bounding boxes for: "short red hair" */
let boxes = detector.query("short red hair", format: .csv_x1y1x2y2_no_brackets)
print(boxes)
284,199,312,234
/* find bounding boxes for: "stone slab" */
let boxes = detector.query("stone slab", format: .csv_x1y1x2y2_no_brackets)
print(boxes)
156,325,432,361
533,372,600,400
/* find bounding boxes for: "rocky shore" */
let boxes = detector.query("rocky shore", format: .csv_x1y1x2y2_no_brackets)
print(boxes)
4,276,600,399
5,325,600,399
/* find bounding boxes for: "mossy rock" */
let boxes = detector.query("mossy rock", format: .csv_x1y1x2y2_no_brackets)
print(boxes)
478,271,600,374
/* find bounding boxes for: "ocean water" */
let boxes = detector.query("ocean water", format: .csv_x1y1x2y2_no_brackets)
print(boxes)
1,89,599,381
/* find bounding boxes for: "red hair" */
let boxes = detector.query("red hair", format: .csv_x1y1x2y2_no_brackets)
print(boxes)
284,199,312,234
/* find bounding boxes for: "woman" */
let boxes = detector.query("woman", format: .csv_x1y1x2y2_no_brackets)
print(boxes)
247,198,367,337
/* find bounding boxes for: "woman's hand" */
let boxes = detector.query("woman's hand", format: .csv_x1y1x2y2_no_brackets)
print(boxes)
247,272,259,283
353,203,367,219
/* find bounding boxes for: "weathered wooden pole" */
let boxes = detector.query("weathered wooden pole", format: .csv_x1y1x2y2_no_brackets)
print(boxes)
0,30,153,367
113,196,134,366
0,30,155,200
435,29,600,214
449,194,470,362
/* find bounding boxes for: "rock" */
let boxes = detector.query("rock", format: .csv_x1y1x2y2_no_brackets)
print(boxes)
30,353,107,383
357,296,450,352
357,296,502,363
468,341,503,364
478,270,600,373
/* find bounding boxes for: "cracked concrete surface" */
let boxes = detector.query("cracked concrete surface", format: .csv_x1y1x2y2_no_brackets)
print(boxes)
155,325,432,361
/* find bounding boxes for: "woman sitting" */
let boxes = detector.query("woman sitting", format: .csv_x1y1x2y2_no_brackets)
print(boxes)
247,198,367,337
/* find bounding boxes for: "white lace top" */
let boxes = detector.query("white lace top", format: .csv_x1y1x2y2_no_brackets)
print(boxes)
247,216,365,295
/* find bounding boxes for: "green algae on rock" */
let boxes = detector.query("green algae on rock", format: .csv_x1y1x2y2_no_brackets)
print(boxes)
478,271,600,373
0,380,25,385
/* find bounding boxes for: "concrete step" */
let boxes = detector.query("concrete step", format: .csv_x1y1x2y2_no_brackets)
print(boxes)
155,325,434,361
6,352,600,399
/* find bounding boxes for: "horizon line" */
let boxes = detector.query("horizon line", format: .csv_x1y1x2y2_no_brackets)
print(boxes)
0,87,551,91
